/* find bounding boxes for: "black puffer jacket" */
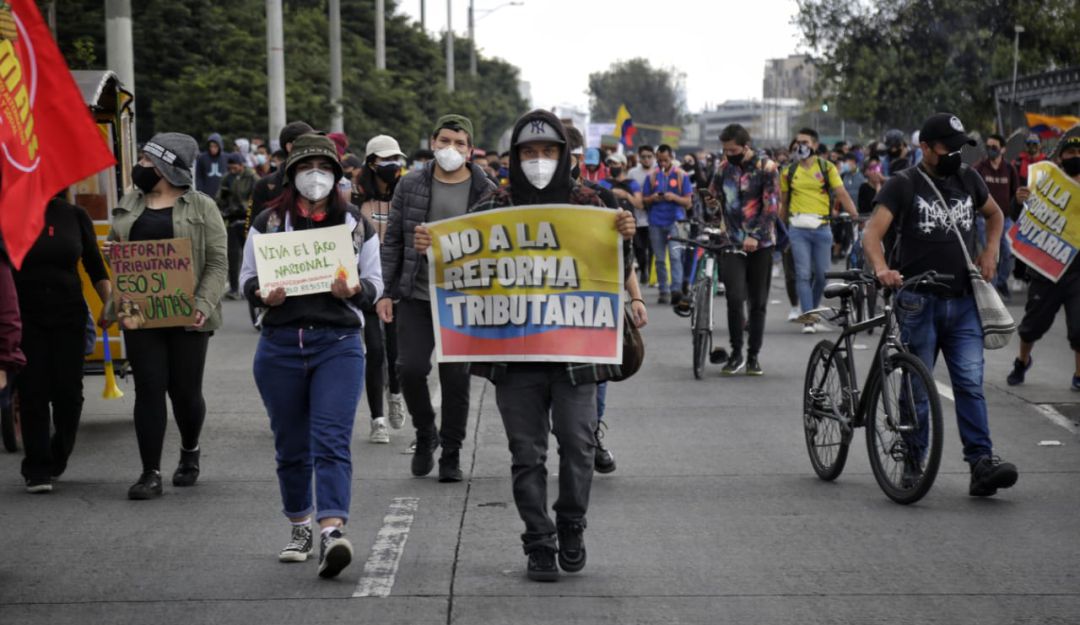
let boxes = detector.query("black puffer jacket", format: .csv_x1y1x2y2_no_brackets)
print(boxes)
380,161,495,300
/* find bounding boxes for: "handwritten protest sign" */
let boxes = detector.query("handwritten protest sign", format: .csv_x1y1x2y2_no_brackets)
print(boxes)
1008,161,1080,282
426,205,623,364
109,238,196,329
253,224,359,296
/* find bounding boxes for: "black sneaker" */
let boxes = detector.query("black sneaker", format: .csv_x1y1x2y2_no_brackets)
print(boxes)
969,456,1019,497
670,291,684,307
172,448,200,487
594,424,616,474
721,351,745,376
25,478,52,494
318,528,353,578
901,455,923,489
411,430,439,477
709,347,729,364
556,522,586,573
438,449,463,483
745,355,763,376
526,547,559,582
128,470,163,500
279,523,313,562
1006,356,1032,386
657,293,670,305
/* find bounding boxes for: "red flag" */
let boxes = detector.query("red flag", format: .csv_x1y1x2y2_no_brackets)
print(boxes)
0,0,115,268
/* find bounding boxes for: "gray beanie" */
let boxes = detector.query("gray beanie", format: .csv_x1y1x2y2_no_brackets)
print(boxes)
143,132,198,188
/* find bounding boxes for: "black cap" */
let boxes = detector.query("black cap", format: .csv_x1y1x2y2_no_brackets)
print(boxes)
279,121,315,151
919,113,976,152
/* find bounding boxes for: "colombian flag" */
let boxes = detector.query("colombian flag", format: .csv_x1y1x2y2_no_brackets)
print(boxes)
615,104,636,149
1026,113,1080,139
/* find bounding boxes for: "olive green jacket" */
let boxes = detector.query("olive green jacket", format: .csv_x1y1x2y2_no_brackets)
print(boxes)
107,188,228,332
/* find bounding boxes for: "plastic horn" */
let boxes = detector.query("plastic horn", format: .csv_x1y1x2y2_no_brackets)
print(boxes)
101,331,124,399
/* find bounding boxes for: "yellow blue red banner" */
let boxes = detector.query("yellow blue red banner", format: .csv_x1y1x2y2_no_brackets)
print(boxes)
426,205,624,363
1008,161,1080,282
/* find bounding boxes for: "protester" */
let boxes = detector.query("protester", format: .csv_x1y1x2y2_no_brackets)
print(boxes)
195,133,229,197
0,242,23,396
628,145,656,285
881,129,911,176
708,124,778,376
378,114,494,482
254,143,274,178
857,157,884,216
581,147,607,183
356,134,408,443
411,148,435,172
240,132,383,578
252,121,315,216
863,112,1018,498
103,133,228,500
779,127,859,333
643,144,693,304
216,153,258,300
1007,132,1080,390
974,133,1021,298
11,194,110,493
834,152,865,258
418,109,636,581
1014,133,1045,180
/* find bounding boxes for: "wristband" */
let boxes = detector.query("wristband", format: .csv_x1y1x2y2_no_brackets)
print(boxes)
631,298,645,305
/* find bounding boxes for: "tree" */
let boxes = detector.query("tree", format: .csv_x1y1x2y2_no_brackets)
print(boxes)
588,58,686,126
794,0,1080,134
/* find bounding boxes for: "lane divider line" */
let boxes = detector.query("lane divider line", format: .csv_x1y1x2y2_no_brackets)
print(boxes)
1034,404,1080,434
353,497,420,598
935,381,955,402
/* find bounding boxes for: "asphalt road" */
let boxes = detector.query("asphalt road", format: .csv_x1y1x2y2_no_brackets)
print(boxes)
1,277,1078,625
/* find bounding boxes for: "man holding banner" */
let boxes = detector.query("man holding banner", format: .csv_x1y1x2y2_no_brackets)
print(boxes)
415,109,638,582
1007,131,1080,390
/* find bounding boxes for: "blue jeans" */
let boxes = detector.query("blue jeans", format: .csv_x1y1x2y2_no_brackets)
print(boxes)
254,326,365,522
896,291,993,464
649,223,684,295
995,217,1014,292
788,225,833,313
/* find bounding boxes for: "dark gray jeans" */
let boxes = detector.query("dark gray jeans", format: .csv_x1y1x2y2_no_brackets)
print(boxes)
494,363,597,553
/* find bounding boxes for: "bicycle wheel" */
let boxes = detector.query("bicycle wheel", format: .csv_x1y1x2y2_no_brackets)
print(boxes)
2,389,18,452
803,340,852,480
864,352,943,504
691,273,713,379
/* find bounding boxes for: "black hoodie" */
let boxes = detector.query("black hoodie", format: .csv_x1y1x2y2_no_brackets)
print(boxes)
508,109,575,206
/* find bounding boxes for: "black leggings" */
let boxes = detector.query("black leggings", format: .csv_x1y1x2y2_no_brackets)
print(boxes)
362,308,400,419
633,226,652,284
226,220,246,293
124,328,210,472
720,248,773,356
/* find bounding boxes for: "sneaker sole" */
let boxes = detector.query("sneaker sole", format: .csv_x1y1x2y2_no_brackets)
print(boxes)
720,365,745,376
25,484,52,494
527,568,560,582
595,461,616,474
388,417,405,429
318,541,353,578
746,370,764,377
279,550,311,563
970,472,1019,497
558,552,586,573
369,436,391,444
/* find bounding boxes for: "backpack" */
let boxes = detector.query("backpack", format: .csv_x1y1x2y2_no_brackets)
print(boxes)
784,157,834,214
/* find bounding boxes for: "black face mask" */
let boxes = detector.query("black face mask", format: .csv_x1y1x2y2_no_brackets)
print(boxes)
570,164,580,180
132,164,162,194
1062,156,1080,177
727,153,745,167
888,147,902,158
985,147,1001,160
374,163,400,184
608,167,623,178
934,151,963,177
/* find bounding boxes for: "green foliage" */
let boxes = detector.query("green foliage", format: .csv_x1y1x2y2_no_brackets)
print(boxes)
588,58,686,126
794,0,1080,133
41,0,526,151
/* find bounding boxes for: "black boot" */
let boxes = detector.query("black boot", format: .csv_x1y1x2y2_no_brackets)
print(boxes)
173,448,200,487
411,429,439,477
438,448,463,483
128,470,163,500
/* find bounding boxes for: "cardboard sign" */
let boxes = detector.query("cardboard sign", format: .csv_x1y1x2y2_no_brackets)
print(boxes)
109,238,197,329
252,224,359,296
426,205,624,364
1008,161,1080,282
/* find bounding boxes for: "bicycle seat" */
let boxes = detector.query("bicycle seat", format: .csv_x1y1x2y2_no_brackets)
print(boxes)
823,282,857,299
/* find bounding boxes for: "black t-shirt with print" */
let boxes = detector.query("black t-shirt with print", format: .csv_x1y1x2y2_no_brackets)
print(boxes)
873,164,989,296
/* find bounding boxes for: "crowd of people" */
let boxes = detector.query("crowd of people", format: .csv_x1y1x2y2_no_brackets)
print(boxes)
2,103,1078,583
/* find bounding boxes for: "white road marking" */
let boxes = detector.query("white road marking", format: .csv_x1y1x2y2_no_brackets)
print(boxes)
1034,404,1080,434
353,497,420,598
935,381,955,402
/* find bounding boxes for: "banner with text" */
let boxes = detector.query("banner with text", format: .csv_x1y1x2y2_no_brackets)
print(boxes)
109,238,196,329
1008,161,1080,282
426,205,623,364
253,224,359,296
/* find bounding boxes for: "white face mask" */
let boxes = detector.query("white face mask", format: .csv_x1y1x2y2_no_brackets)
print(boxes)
522,158,558,190
294,169,335,202
434,146,466,172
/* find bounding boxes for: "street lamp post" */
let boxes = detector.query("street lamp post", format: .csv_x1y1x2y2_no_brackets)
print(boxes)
469,2,524,77
1010,24,1024,132
446,0,454,93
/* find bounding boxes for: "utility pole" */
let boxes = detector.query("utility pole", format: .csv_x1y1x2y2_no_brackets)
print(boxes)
1010,24,1025,132
446,0,455,93
329,0,344,132
468,0,476,77
375,0,386,70
420,0,426,31
266,0,287,147
46,1,56,38
105,0,135,136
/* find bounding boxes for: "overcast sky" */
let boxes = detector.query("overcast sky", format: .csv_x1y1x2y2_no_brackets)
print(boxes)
397,0,803,115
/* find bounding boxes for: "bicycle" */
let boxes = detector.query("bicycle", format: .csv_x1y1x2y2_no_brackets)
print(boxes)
802,268,950,504
670,221,742,379
833,213,878,326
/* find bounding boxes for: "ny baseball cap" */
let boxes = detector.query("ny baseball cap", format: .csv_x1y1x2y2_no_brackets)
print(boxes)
919,113,976,152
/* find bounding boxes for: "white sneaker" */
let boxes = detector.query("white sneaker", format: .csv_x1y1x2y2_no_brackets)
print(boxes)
787,306,801,322
802,323,817,334
369,417,391,444
813,322,834,333
387,393,405,429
